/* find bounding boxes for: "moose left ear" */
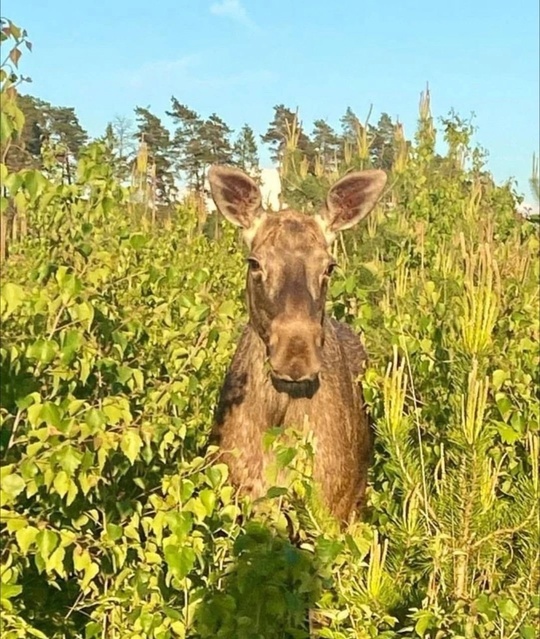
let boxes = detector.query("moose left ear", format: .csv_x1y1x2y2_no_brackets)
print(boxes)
208,164,263,230
320,169,387,236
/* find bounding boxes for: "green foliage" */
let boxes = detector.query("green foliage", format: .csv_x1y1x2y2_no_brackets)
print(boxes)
3,91,88,175
0,18,32,163
1,19,539,639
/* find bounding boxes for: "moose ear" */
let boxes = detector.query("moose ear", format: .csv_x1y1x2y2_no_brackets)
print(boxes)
208,165,264,231
319,169,387,238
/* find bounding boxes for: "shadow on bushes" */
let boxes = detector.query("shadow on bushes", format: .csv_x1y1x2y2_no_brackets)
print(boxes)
195,520,323,639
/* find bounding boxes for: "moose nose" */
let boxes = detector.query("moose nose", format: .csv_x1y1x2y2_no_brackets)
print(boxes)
274,369,319,383
268,320,323,383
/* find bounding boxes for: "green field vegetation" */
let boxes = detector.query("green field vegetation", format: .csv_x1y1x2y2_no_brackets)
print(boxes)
1,19,539,639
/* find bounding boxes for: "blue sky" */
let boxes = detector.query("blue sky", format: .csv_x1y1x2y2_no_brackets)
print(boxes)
4,0,539,200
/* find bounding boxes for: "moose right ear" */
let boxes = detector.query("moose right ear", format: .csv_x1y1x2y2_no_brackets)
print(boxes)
208,165,264,233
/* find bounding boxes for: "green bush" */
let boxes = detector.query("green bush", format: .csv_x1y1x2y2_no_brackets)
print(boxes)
1,19,538,639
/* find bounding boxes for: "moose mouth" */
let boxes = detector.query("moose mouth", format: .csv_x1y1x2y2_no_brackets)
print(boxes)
270,374,320,399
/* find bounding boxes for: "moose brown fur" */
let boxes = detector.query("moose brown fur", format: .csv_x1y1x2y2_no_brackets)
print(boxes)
208,165,387,523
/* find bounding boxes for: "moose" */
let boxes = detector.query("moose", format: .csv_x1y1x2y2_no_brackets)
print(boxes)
208,165,387,523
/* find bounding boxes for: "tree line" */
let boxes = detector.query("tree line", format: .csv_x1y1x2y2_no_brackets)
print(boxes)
7,95,399,204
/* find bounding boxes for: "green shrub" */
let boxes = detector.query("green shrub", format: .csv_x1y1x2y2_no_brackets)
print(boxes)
1,20,538,639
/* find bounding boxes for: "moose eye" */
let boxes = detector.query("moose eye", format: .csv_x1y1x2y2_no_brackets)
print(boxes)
324,262,337,277
247,257,262,272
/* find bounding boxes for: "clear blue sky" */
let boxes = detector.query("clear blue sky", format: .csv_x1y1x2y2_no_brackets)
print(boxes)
4,0,539,200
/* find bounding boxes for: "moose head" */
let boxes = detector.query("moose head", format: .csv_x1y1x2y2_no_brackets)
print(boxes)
208,165,387,386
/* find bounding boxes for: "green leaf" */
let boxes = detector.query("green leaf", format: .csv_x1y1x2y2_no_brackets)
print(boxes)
495,393,513,422
266,486,288,499
165,512,193,540
0,282,25,318
2,473,25,499
492,369,507,391
81,561,99,591
120,430,142,464
0,584,22,599
105,523,123,542
85,408,106,430
16,526,39,554
116,365,133,384
180,479,195,502
25,169,47,199
46,545,66,576
36,530,59,561
217,299,237,318
276,447,296,469
414,610,435,636
0,111,12,144
27,339,58,364
497,598,519,621
57,271,82,299
27,403,43,427
85,622,102,639
206,463,228,489
103,400,131,425
200,488,216,516
521,626,538,639
58,446,83,475
53,470,70,498
129,232,149,249
73,547,92,572
71,301,94,330
40,402,62,429
61,329,83,363
496,422,520,444
184,497,207,523
164,544,195,580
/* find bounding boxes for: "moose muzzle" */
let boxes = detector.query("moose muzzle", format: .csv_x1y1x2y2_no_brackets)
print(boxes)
268,317,323,383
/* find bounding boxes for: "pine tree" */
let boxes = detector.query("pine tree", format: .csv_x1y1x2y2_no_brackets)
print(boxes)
368,113,396,170
340,106,361,146
530,153,539,204
48,106,87,156
232,124,259,174
98,116,136,182
134,106,175,204
261,104,313,165
5,94,88,174
311,119,340,172
200,113,233,166
167,98,207,192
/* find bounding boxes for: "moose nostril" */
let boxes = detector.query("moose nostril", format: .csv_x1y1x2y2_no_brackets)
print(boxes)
270,353,322,382
273,369,319,383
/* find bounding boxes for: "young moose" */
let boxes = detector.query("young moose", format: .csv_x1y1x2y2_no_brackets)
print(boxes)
209,165,387,523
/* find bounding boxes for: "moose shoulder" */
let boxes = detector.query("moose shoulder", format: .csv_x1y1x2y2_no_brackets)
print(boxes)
208,165,387,523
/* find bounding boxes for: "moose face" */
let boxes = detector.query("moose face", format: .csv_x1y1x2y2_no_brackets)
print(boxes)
208,165,387,386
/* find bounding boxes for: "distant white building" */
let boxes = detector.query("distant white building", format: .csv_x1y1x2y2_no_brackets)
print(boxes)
258,168,282,211
516,202,540,219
